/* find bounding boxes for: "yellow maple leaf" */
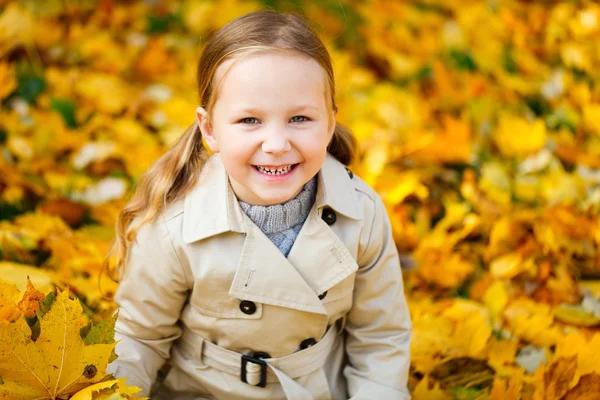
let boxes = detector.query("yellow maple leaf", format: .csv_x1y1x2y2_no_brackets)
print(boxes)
0,262,56,294
483,280,509,317
486,337,518,369
563,373,600,400
478,161,512,207
412,375,451,400
493,114,547,158
553,303,600,327
408,116,472,165
489,375,522,400
0,286,116,399
74,72,132,115
555,332,600,380
0,61,16,100
411,312,454,374
0,3,35,58
583,103,600,136
441,300,492,358
70,377,145,400
489,253,535,280
532,356,578,400
504,299,563,347
0,280,23,322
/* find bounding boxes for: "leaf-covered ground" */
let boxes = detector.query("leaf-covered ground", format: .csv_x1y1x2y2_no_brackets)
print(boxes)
1,0,600,398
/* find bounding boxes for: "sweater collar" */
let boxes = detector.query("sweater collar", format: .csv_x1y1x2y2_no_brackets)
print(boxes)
182,153,361,244
238,176,317,235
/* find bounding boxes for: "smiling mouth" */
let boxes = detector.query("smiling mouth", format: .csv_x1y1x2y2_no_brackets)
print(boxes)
253,164,299,175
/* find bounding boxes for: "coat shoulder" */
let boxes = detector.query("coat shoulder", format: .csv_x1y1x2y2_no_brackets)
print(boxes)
350,174,379,205
163,196,185,222
344,169,382,221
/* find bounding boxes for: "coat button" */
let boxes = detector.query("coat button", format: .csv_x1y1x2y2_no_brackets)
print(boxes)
300,338,317,350
239,300,257,315
345,167,354,179
318,291,328,300
321,208,336,225
250,351,271,359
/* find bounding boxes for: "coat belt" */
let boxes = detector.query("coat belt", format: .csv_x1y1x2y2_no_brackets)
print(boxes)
177,322,341,400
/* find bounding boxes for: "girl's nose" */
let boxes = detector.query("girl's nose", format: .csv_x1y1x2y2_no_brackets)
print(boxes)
261,129,291,155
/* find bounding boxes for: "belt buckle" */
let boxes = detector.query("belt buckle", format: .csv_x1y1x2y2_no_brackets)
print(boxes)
241,353,268,388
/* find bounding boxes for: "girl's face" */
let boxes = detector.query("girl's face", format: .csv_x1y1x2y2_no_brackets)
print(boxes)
196,52,336,206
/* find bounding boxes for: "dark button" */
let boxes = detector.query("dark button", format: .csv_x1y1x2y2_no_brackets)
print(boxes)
250,351,271,359
318,291,328,300
300,338,317,350
239,300,257,315
321,208,336,225
345,167,354,179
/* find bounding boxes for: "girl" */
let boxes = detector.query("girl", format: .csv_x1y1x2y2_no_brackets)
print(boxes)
105,10,412,400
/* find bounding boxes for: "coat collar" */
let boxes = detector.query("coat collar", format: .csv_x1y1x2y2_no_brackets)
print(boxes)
182,153,361,244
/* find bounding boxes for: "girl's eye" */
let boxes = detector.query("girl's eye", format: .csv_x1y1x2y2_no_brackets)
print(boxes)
290,115,309,123
239,117,259,124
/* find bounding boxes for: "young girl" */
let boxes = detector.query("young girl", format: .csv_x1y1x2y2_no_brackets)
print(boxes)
105,10,412,400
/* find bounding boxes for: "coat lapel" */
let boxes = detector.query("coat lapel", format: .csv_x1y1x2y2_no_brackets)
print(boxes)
286,209,359,296
182,154,246,244
182,153,362,315
229,216,329,315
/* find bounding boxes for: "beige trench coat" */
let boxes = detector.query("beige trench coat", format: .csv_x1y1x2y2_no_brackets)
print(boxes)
106,153,412,399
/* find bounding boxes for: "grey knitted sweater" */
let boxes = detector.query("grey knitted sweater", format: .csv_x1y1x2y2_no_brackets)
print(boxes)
238,176,317,257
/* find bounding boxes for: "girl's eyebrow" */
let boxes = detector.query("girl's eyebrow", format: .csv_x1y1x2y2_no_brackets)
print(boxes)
233,105,320,114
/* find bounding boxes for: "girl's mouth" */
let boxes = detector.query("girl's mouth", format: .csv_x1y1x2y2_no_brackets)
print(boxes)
252,163,299,176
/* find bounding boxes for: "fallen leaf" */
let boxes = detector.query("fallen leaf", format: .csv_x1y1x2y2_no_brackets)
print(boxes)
0,284,116,399
70,377,145,400
412,375,451,400
563,373,600,400
17,277,45,318
489,376,522,400
554,303,600,327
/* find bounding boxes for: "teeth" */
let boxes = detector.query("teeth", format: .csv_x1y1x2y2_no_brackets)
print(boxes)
257,164,293,175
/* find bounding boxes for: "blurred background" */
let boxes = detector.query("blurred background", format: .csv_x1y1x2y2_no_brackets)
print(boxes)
1,0,600,398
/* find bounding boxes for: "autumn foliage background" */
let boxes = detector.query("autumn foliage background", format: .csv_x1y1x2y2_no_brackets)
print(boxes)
2,0,600,398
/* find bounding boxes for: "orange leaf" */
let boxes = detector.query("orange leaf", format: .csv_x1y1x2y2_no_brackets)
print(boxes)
533,356,578,400
563,373,600,400
17,277,45,318
412,375,451,400
489,376,522,400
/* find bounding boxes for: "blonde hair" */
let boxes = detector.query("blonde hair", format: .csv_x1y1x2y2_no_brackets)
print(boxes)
102,10,357,286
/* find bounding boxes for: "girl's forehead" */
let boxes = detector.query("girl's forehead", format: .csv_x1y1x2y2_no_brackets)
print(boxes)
214,51,323,81
212,52,329,110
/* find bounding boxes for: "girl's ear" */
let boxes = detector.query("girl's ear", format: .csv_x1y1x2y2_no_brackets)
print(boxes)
329,109,337,141
196,106,219,153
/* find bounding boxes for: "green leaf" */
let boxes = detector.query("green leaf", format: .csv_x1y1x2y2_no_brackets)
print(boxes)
503,46,517,74
259,0,303,12
447,385,488,400
146,12,183,34
15,69,46,104
81,314,117,345
29,318,41,342
448,49,477,72
38,292,56,316
50,97,78,128
524,94,552,117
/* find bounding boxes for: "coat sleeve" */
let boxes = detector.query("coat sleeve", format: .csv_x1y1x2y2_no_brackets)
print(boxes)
106,215,191,397
343,194,412,400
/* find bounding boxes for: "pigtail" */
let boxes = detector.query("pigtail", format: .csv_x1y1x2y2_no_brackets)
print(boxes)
101,121,209,287
328,122,357,166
